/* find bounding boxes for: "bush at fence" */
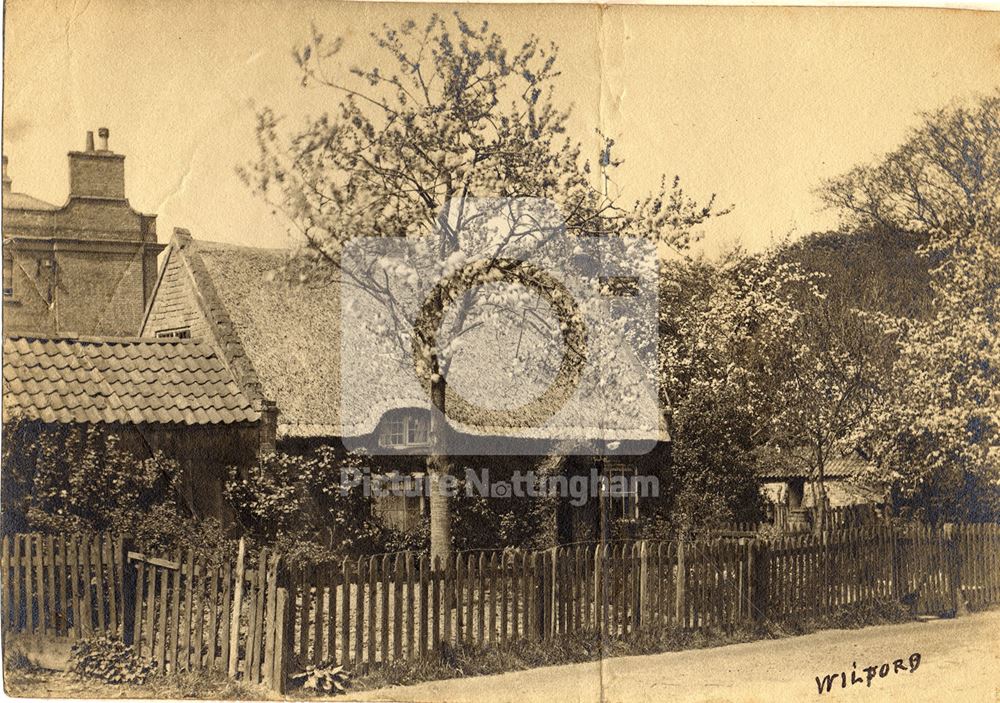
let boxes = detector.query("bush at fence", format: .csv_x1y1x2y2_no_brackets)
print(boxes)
69,636,154,685
224,449,425,560
291,663,351,694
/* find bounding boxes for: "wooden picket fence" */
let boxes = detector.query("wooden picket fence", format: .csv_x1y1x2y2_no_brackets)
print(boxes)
128,542,290,692
0,533,126,639
284,523,1000,672
957,523,1000,609
2,523,998,692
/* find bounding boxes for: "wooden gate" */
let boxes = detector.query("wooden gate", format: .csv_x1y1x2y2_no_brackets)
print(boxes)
127,543,290,692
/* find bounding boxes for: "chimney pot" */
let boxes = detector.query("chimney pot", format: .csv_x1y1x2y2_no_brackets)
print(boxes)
97,128,109,151
86,131,95,151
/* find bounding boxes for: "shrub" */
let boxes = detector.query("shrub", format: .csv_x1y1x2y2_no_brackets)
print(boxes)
1,417,220,557
69,637,153,685
225,448,423,559
3,646,35,672
291,663,351,694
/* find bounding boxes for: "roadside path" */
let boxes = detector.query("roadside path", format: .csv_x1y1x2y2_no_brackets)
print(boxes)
353,610,1000,703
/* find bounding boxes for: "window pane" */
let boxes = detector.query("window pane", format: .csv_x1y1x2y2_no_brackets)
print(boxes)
380,418,405,446
156,327,191,339
607,467,639,522
406,415,428,444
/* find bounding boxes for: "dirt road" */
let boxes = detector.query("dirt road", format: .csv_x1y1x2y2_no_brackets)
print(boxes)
353,610,1000,703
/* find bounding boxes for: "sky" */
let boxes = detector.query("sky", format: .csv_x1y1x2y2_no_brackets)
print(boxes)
3,1,999,256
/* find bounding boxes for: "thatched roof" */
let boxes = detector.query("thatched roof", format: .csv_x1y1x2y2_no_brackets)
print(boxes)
145,232,666,445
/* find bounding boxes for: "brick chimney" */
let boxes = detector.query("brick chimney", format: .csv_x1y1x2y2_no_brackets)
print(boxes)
68,127,126,200
2,155,10,195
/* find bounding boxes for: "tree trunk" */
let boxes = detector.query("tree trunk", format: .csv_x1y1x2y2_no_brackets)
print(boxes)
815,459,828,535
530,455,563,549
428,374,453,563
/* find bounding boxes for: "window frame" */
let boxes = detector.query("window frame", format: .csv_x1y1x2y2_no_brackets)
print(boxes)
379,411,431,449
605,466,640,523
155,326,192,340
2,254,15,299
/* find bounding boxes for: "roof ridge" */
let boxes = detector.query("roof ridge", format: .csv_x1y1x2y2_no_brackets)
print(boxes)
171,232,268,408
189,237,292,255
2,191,60,211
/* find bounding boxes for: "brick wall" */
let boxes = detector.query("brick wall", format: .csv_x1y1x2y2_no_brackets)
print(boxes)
2,246,57,335
2,138,161,337
68,151,126,199
57,248,147,335
3,200,160,337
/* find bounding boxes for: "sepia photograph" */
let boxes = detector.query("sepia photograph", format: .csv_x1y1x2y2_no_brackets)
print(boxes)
0,1,998,701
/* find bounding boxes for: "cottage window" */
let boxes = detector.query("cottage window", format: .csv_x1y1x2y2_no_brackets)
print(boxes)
156,327,191,340
406,415,429,444
605,467,640,522
379,413,430,448
372,473,428,532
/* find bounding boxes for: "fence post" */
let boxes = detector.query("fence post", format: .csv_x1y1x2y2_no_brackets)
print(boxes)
228,538,246,678
270,587,290,695
593,544,603,634
533,552,545,640
821,531,830,616
890,525,902,602
674,536,686,628
552,547,560,636
749,538,768,623
638,541,648,630
121,539,137,645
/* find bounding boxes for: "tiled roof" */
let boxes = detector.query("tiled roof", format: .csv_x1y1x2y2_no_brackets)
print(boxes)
758,448,873,480
157,234,666,443
2,336,261,426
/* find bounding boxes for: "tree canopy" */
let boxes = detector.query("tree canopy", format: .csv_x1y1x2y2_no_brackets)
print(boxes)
820,91,1000,522
243,13,728,557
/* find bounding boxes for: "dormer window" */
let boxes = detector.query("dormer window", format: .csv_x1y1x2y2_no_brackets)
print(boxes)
379,412,430,448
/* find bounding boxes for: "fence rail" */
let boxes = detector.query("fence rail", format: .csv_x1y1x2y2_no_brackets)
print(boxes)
770,504,882,533
2,522,999,693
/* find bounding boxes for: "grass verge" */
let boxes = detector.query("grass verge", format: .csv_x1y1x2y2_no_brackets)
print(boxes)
2,598,917,699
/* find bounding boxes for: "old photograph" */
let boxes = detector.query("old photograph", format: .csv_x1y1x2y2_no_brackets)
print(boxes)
1,1,998,701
